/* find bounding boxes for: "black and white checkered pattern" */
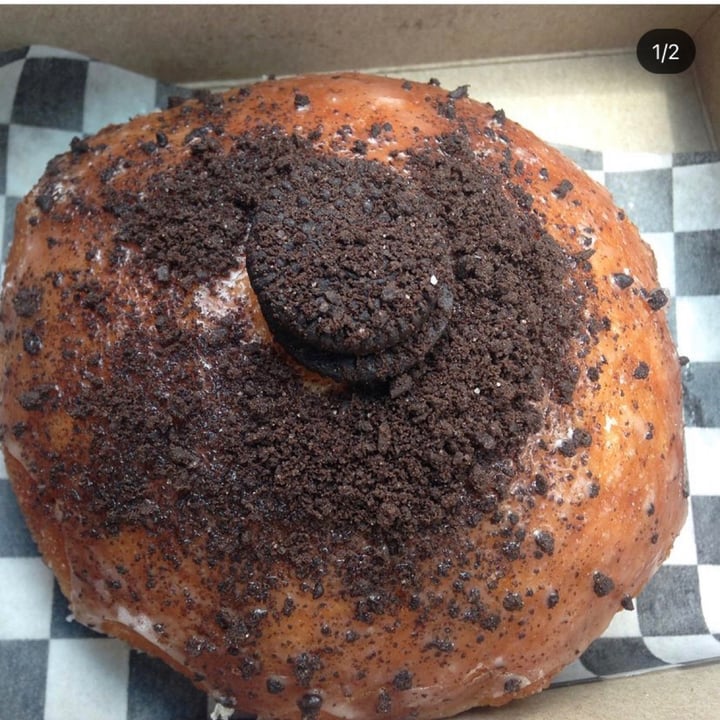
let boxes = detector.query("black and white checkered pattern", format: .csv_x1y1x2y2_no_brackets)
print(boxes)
1,46,719,719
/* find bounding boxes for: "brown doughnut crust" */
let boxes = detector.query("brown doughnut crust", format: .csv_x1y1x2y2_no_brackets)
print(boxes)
0,74,686,719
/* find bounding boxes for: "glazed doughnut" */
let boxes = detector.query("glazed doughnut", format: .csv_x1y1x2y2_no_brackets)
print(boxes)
0,73,686,719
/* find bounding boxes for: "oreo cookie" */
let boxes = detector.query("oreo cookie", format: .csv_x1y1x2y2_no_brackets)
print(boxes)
245,149,454,382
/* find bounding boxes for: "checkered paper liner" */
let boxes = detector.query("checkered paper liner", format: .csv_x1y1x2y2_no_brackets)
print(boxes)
1,46,719,720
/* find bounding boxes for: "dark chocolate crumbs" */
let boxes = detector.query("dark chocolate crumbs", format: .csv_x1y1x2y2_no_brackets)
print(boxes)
12,287,42,317
292,653,323,687
502,592,524,612
480,613,501,631
570,429,591,449
266,677,285,694
70,136,89,154
22,330,43,355
572,428,592,448
531,475,548,496
645,288,668,311
155,131,168,148
592,572,615,597
401,81,413,91
35,194,54,213
621,595,635,611
552,179,574,199
18,385,55,411
294,93,311,109
633,361,650,379
612,272,634,289
534,530,555,555
547,590,560,609
504,678,522,694
437,99,456,120
492,109,506,125
448,85,470,100
393,669,413,691
502,541,521,561
558,438,578,457
297,692,323,714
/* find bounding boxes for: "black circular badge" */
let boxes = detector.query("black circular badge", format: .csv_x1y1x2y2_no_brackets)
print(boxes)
637,29,696,74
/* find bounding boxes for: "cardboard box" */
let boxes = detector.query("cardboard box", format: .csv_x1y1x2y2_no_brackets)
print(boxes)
1,5,719,719
0,4,718,151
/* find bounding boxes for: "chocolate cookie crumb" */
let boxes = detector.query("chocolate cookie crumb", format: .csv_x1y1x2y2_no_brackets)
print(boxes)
644,288,668,311
70,136,89,154
12,286,42,317
534,530,555,555
504,678,522,694
633,361,650,379
22,330,43,355
35,194,54,213
621,595,635,611
531,475,548,496
448,85,469,100
266,677,285,694
18,385,55,411
492,109,506,125
292,653,323,687
502,592,524,612
437,100,456,120
592,572,615,597
297,692,323,714
552,179,574,199
612,272,634,289
393,669,413,690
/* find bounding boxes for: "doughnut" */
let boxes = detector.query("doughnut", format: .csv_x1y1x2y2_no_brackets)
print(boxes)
0,73,687,719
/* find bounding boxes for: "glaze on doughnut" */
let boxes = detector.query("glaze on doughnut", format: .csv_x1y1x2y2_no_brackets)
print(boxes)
0,74,686,719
